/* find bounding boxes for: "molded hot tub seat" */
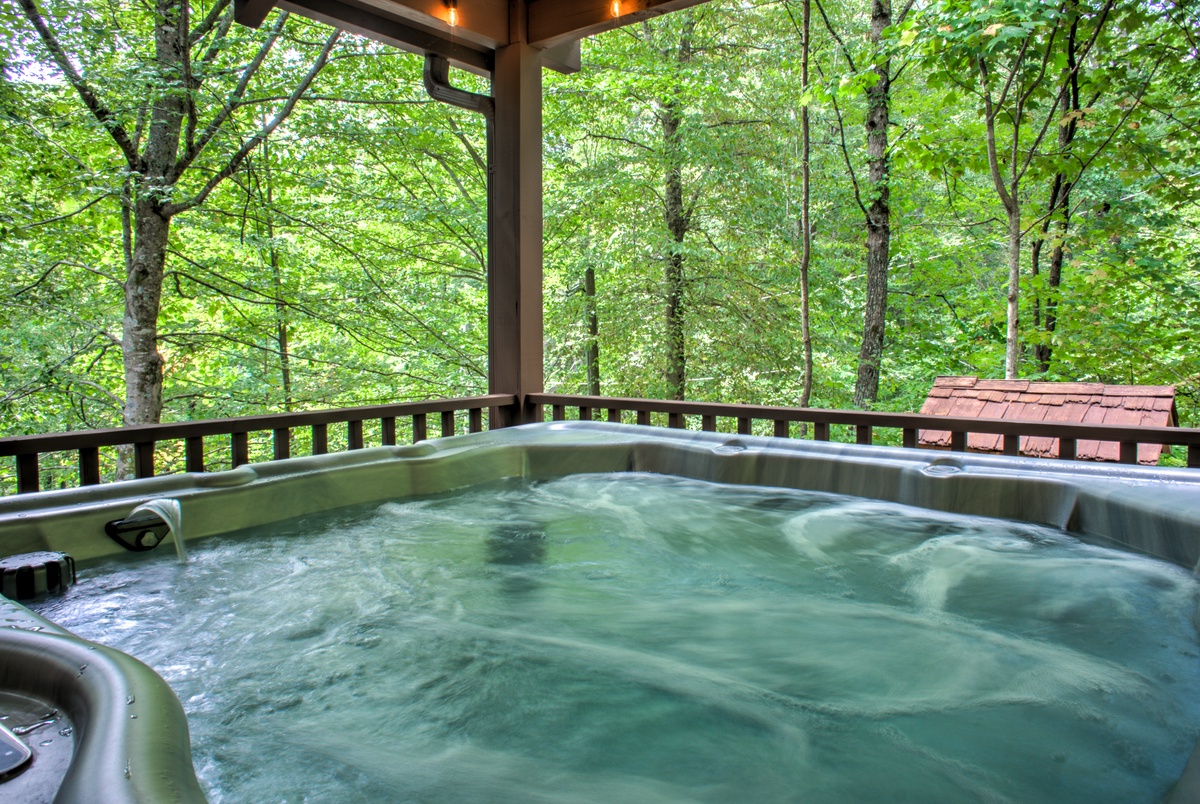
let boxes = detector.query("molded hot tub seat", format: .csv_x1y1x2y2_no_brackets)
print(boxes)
1,421,1199,802
0,598,205,803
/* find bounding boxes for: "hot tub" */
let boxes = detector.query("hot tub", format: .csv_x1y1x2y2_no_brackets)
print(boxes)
2,421,1199,802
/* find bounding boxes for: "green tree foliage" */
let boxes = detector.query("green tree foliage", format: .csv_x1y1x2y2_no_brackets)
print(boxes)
1,0,1197,470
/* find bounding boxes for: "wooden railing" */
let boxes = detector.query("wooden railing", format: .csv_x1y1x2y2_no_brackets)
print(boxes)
3,392,1198,495
529,393,1200,468
0,395,516,494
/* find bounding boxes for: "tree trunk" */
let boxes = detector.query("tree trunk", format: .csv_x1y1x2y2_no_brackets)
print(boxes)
657,15,695,402
798,0,813,410
122,0,187,426
852,0,892,409
584,265,600,396
1004,205,1022,379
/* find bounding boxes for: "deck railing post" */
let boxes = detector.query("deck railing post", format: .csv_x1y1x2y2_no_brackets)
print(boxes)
409,414,424,444
441,411,456,438
134,442,155,478
79,446,101,486
16,454,39,494
950,431,967,452
272,429,290,461
347,420,364,450
1059,437,1077,461
737,416,751,435
1119,441,1137,465
187,436,206,471
312,424,328,455
701,414,716,432
814,422,830,441
232,432,250,468
1002,433,1020,456
856,425,872,445
774,420,789,438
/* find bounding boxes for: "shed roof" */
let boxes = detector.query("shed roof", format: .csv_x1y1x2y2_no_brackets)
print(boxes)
918,376,1178,464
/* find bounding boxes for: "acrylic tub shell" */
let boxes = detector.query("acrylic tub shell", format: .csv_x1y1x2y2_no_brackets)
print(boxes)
1,422,1199,802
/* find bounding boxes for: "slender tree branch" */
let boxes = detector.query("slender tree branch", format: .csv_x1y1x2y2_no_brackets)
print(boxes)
14,0,140,167
167,28,341,216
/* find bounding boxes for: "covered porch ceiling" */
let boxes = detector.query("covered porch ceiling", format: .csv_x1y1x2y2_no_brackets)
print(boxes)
235,0,713,74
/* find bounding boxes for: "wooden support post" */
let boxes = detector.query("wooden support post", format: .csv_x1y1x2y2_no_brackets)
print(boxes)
607,408,621,423
16,454,39,493
737,417,751,435
489,33,544,427
668,412,685,429
637,410,650,426
701,414,716,432
856,425,872,446
410,414,424,444
1002,433,1020,456
232,432,250,468
1119,441,1137,465
273,429,290,461
814,422,830,441
902,428,917,449
551,405,565,421
1189,444,1199,469
441,411,456,437
950,431,967,453
774,420,789,438
312,424,328,455
579,406,592,421
469,408,483,433
79,446,101,486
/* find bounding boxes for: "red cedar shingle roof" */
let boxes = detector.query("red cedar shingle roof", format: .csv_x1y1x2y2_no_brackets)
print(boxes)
918,376,1177,464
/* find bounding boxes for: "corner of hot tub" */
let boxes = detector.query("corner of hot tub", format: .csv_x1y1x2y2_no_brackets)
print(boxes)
0,597,206,803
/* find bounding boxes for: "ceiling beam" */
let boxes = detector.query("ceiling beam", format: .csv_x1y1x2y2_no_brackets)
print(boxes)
527,0,713,48
276,0,494,74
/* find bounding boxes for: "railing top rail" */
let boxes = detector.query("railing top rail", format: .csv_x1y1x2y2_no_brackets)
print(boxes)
529,393,1200,446
0,394,517,457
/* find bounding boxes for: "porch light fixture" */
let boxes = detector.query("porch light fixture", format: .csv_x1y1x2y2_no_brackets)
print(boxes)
446,0,458,27
611,0,621,16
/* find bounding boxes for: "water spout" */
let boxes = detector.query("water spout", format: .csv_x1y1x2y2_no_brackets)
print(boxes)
106,499,187,562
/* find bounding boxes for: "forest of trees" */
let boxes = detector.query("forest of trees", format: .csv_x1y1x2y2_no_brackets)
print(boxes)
1,0,1197,458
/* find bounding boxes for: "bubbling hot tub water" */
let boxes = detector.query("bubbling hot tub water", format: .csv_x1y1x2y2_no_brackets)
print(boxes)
32,472,1200,802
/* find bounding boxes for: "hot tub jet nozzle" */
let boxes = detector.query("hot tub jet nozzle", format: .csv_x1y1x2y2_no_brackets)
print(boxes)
104,515,171,552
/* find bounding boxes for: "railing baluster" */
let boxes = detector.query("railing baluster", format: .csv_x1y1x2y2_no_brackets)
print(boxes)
668,412,684,429
902,428,918,449
348,420,364,450
1002,433,1020,456
232,432,250,468
814,422,829,441
187,436,206,471
774,420,789,438
950,431,967,453
856,425,872,446
16,454,39,493
1119,441,1137,465
579,406,592,421
272,429,290,461
702,414,716,432
410,414,425,444
1190,444,1199,468
79,447,101,486
737,416,751,435
636,410,649,426
441,411,455,437
134,441,155,478
469,408,482,433
312,424,328,455
552,405,565,422
1059,437,1077,460
607,408,621,423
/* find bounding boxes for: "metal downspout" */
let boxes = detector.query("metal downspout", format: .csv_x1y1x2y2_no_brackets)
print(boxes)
423,54,514,426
